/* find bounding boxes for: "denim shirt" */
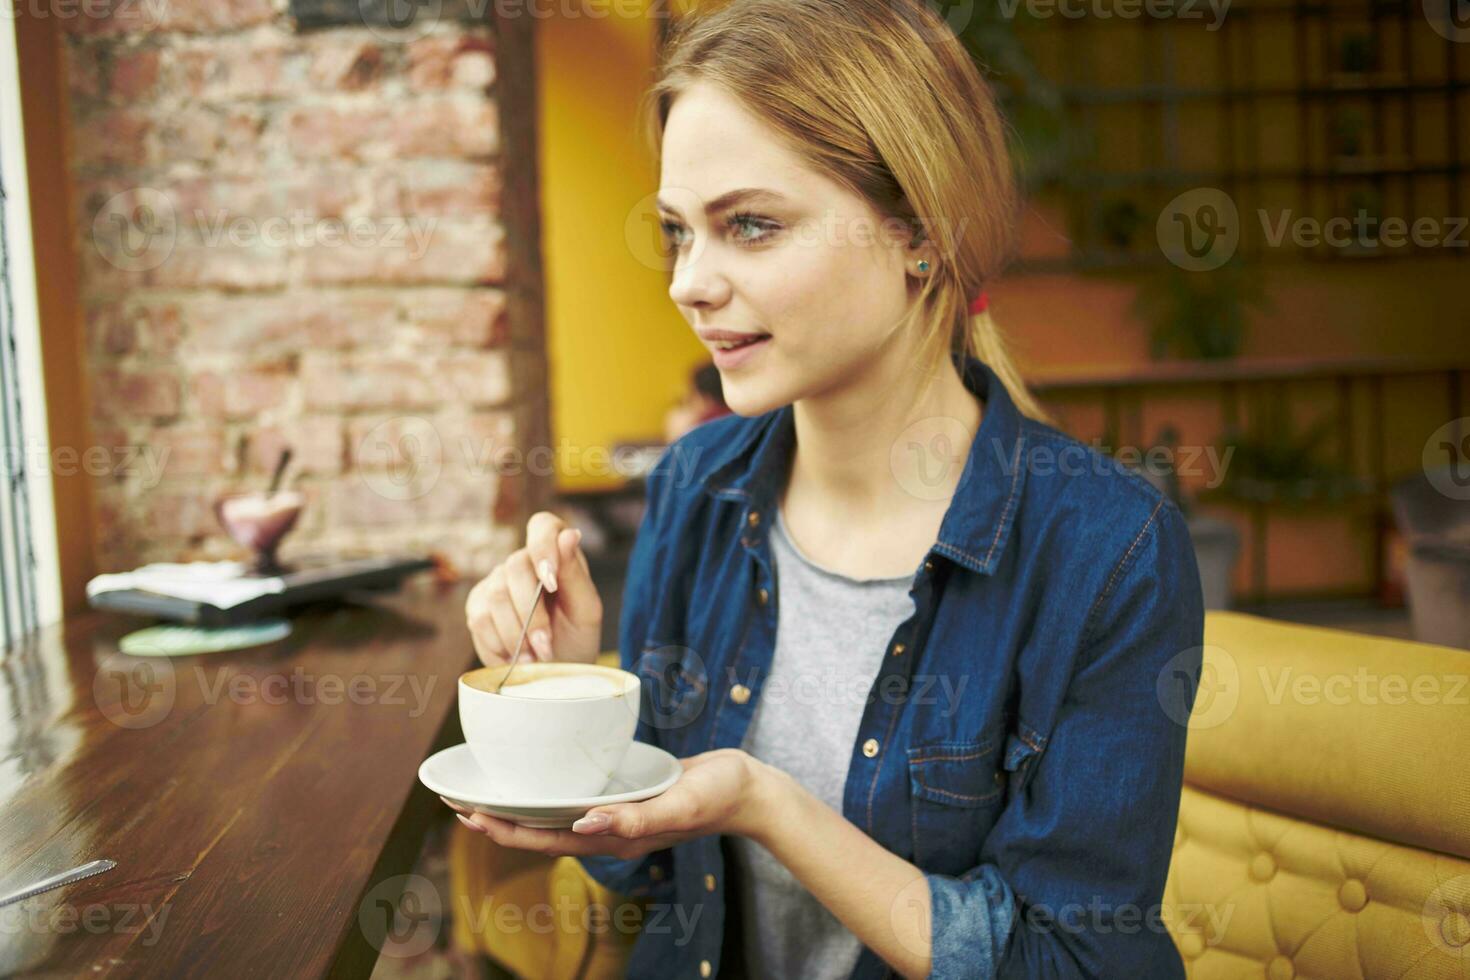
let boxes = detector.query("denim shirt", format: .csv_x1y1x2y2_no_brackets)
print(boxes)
580,354,1205,979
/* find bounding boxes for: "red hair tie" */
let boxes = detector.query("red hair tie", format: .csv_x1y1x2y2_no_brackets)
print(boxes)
969,291,989,315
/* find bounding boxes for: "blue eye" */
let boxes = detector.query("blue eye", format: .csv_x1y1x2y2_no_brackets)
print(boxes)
728,212,778,244
660,220,688,249
659,213,779,250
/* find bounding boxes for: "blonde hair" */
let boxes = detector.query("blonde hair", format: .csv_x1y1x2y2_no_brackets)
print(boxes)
641,0,1048,421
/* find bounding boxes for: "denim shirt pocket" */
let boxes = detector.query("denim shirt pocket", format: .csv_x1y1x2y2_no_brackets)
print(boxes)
631,640,708,754
906,736,1005,876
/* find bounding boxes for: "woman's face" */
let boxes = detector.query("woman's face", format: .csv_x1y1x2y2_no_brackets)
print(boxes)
657,81,930,417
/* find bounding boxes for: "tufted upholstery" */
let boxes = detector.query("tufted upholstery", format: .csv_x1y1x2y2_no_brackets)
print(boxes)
1163,613,1470,979
450,618,1470,978
448,809,643,978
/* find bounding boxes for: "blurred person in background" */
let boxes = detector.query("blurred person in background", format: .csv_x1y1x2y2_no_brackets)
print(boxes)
665,361,732,443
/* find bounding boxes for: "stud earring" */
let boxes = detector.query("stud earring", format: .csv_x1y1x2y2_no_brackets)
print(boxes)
917,259,931,274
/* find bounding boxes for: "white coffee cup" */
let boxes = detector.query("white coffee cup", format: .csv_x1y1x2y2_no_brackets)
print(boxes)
458,661,641,799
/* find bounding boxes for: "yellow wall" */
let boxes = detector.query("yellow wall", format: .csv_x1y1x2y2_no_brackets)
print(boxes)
538,4,707,493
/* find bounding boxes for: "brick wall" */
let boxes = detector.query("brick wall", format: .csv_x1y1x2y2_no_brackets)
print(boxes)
63,1,549,576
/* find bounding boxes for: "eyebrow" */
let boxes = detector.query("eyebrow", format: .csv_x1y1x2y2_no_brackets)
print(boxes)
655,187,788,219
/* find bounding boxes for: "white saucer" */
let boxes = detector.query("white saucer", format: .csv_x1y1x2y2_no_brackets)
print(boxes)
419,741,682,828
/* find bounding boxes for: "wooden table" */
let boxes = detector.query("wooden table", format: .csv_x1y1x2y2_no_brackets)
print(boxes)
0,577,475,977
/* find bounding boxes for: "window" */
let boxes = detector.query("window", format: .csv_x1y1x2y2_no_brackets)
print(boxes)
0,14,63,643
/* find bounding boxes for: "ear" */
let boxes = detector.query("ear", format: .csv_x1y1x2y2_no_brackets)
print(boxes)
902,222,936,265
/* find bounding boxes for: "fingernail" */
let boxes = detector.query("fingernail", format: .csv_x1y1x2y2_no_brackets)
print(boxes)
531,629,551,660
456,813,480,832
572,528,583,547
572,812,609,834
538,559,558,593
440,795,468,813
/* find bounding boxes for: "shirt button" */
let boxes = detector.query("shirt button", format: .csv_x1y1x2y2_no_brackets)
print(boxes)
747,511,761,527
862,738,879,758
649,865,664,881
704,873,717,891
757,587,769,605
730,684,751,704
924,559,934,572
700,960,712,978
891,642,906,656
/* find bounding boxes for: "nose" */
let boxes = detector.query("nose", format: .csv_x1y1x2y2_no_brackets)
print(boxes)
668,251,730,310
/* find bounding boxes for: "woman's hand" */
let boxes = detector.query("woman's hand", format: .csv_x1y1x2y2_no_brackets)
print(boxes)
443,749,772,860
465,510,604,666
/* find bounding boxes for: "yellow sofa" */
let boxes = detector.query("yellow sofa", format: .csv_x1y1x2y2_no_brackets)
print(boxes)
449,613,1470,978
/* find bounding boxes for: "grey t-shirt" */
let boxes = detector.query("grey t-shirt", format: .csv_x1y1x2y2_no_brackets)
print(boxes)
730,505,916,979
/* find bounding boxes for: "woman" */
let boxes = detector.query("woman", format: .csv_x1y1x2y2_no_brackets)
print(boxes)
446,1,1204,977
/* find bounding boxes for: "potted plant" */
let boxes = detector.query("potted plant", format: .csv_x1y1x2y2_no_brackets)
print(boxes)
1338,34,1377,75
1213,406,1371,505
1132,259,1269,360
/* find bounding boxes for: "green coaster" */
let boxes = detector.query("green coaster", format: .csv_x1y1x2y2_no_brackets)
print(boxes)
118,619,293,657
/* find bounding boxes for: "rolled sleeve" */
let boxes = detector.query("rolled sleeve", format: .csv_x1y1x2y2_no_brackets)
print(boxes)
925,500,1204,979
926,863,1017,978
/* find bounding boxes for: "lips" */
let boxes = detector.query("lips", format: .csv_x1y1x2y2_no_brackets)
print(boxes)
706,332,771,369
698,329,771,351
712,334,767,351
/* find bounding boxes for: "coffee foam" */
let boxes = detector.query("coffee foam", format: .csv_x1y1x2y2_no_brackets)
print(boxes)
495,674,620,700
463,665,630,700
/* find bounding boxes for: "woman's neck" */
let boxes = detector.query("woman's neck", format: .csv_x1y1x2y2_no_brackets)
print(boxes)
784,350,982,522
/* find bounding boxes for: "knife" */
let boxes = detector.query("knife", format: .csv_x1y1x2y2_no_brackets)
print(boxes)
0,859,117,909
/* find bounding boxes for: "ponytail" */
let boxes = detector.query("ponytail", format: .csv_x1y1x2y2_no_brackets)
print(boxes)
961,306,1051,424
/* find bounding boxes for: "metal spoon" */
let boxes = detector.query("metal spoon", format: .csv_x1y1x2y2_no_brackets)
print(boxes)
491,579,545,694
